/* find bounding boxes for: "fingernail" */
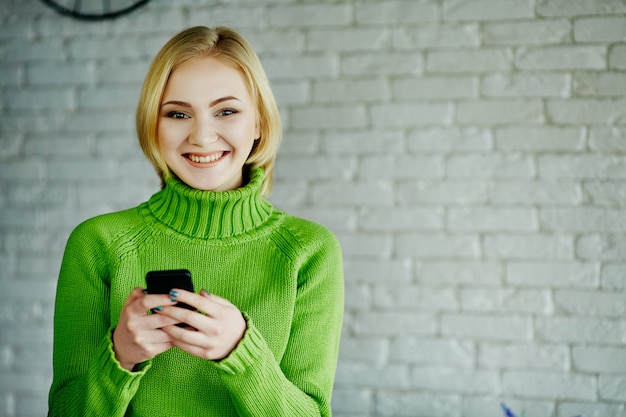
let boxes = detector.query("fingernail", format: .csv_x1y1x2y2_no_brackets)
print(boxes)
201,289,210,296
169,290,178,298
142,289,148,294
155,306,163,311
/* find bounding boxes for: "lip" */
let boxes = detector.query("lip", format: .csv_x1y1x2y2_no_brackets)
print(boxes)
185,151,228,167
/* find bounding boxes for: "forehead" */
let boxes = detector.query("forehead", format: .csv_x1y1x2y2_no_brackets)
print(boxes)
163,56,252,101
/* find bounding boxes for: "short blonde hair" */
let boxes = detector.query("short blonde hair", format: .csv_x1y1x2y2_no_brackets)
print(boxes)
136,26,282,196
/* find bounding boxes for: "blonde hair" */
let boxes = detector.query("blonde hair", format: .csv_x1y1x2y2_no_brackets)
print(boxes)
136,26,282,196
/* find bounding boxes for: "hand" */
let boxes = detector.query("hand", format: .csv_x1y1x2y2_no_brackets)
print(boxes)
113,287,180,371
156,289,247,361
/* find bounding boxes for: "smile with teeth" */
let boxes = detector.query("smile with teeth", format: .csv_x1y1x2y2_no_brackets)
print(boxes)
188,152,225,163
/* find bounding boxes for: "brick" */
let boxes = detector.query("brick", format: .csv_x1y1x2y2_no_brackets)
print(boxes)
411,367,499,393
0,38,65,62
109,8,185,34
375,392,460,417
574,16,626,42
397,235,482,260
375,286,458,311
343,259,411,284
393,25,481,49
322,130,404,153
483,234,574,260
276,131,320,155
291,105,367,129
77,85,143,110
536,316,625,344
186,6,266,29
589,127,626,152
555,289,626,317
398,180,488,205
353,311,436,336
266,54,339,81
313,78,388,103
275,155,356,180
488,181,582,205
461,288,553,314
573,72,626,97
539,155,626,179
342,52,423,76
599,376,626,401
270,4,351,27
390,338,475,367
482,73,569,97
559,401,626,417
418,261,502,285
360,155,445,179
24,133,94,157
515,46,606,70
5,87,74,111
407,127,492,152
537,0,626,16
442,314,532,341
0,63,23,86
584,181,626,206
67,36,155,60
338,337,387,364
456,100,544,125
448,207,537,232
272,80,309,106
427,48,513,73
502,371,595,400
307,28,390,52
336,232,393,259
548,98,626,124
602,264,626,289
443,0,533,21
479,343,569,370
541,208,626,232
336,363,409,389
0,160,45,181
246,31,305,55
359,207,444,232
483,20,571,45
464,398,555,417
311,180,393,207
62,110,134,133
495,126,584,151
573,346,626,373
610,44,626,69
393,76,478,99
506,262,598,288
26,61,94,85
355,1,438,25
369,102,452,127
331,388,372,415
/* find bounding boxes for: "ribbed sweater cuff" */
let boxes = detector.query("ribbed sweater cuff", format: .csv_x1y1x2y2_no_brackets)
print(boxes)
95,329,151,390
212,315,265,375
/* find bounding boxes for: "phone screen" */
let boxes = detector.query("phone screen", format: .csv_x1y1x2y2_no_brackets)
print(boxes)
145,269,196,315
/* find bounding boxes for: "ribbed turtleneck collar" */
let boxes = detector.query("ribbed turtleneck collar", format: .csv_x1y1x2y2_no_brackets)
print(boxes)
147,168,273,240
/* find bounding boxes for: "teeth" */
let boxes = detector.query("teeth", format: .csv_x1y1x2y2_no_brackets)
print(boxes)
189,152,224,163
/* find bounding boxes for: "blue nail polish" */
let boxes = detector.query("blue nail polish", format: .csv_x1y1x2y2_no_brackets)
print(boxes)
155,306,163,311
169,290,178,298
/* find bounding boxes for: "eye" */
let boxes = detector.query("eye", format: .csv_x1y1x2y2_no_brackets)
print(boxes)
217,109,237,117
167,111,189,119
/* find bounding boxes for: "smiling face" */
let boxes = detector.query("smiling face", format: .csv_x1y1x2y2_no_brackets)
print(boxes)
158,56,260,192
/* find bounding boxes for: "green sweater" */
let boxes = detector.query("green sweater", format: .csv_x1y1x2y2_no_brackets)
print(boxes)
48,168,344,417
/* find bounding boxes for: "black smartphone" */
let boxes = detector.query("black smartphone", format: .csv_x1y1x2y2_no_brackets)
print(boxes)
145,269,196,327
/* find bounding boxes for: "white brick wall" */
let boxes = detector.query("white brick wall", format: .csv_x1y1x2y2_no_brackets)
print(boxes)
1,1,625,416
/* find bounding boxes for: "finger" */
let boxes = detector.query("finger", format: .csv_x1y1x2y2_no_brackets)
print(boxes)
134,294,178,315
170,289,230,318
123,287,146,308
200,290,235,307
157,304,207,329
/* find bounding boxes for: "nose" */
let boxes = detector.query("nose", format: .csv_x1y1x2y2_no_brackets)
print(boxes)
188,114,218,146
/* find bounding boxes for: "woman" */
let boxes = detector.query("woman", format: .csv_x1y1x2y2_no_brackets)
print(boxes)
48,26,344,417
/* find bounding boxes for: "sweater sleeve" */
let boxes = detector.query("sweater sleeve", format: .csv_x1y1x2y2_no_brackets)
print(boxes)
213,226,344,417
48,220,147,416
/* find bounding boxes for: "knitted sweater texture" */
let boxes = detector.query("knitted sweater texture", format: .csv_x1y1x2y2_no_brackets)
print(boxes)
48,168,344,417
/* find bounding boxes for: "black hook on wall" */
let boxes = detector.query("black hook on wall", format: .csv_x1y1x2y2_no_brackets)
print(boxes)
39,0,154,21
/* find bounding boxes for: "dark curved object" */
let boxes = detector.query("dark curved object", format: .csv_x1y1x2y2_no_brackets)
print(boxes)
40,0,153,21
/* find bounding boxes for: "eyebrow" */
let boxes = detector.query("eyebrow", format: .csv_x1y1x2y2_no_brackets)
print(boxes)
160,96,241,109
